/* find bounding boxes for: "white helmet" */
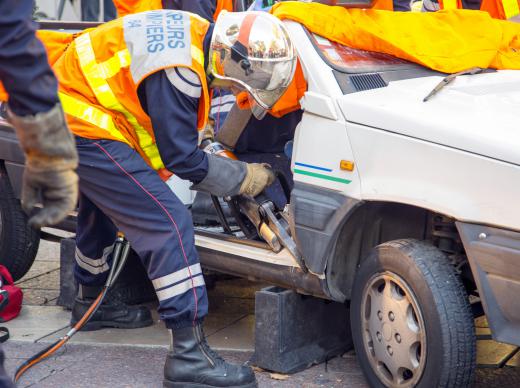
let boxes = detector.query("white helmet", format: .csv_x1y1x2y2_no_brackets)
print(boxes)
208,11,297,119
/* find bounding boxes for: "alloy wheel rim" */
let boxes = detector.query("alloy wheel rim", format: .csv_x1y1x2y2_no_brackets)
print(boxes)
360,271,427,387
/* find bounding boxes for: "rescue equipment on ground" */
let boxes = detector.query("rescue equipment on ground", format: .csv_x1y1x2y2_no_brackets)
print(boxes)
0,266,23,323
14,234,131,383
271,2,520,73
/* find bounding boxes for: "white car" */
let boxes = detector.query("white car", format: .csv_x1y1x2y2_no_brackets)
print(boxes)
193,20,520,387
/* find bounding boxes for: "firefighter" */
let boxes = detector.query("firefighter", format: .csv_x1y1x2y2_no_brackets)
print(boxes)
421,0,520,20
0,3,78,233
0,1,80,386
53,9,295,387
113,0,234,21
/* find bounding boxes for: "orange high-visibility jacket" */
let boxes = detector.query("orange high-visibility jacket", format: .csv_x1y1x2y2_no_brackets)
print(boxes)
113,0,233,20
480,0,520,19
438,0,463,9
0,30,75,103
54,10,211,177
372,0,394,10
438,0,520,19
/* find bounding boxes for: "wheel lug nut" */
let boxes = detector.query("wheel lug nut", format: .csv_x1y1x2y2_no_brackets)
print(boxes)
377,311,383,320
388,311,395,321
387,346,393,356
395,333,401,343
376,332,382,342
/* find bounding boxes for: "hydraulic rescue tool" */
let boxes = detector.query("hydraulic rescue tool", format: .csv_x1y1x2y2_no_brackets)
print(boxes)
14,233,131,383
201,139,307,272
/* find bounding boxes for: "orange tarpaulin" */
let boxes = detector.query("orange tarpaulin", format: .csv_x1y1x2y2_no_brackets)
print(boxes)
271,2,520,73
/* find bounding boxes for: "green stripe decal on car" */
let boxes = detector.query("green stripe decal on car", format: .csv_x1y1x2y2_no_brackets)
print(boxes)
294,169,351,184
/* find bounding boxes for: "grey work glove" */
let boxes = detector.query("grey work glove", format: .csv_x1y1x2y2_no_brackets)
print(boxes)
191,153,275,198
7,103,79,229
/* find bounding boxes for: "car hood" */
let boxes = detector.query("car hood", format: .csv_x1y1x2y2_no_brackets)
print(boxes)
337,70,520,166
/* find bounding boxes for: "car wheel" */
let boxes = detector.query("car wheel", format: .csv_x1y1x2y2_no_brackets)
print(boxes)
0,166,40,281
350,239,475,388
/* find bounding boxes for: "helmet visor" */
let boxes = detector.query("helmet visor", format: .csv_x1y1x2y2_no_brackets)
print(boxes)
209,12,297,117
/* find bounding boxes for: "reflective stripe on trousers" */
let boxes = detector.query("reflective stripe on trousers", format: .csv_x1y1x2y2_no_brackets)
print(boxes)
74,136,208,325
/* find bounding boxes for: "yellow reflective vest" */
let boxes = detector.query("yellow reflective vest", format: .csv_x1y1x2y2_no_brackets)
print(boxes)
53,10,211,178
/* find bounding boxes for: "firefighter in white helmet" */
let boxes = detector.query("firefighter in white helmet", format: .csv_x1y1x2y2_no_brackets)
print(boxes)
49,9,295,387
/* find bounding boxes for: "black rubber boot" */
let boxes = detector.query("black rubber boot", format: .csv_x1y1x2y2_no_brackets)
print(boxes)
70,284,153,331
163,323,257,388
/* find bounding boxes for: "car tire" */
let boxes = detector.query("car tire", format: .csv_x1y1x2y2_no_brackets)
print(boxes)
350,239,475,388
0,166,40,281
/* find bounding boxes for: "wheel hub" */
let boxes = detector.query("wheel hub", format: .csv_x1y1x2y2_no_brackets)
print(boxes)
361,272,426,387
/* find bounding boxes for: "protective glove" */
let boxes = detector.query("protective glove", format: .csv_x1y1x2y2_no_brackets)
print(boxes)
7,103,79,229
191,153,275,198
240,163,276,197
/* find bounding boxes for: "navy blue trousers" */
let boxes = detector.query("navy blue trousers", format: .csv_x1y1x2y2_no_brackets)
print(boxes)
81,0,117,22
74,137,208,328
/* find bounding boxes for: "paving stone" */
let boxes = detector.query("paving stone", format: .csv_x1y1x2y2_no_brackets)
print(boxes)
33,239,62,262
476,326,492,337
475,316,489,328
210,278,265,299
15,261,60,284
506,350,520,367
208,295,255,315
20,289,59,306
15,268,60,290
2,306,70,342
207,314,255,351
477,340,519,367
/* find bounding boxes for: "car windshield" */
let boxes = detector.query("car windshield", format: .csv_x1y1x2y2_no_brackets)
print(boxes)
309,32,417,74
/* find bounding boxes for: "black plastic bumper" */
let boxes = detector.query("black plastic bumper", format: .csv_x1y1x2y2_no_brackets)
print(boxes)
457,222,520,346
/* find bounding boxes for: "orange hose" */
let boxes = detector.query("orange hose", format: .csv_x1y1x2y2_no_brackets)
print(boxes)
14,290,105,382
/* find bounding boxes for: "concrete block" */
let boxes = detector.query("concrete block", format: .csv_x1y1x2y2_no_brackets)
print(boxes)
251,286,352,374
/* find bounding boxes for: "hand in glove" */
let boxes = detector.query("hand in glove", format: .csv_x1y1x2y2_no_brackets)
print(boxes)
239,163,276,197
8,104,79,229
191,154,275,198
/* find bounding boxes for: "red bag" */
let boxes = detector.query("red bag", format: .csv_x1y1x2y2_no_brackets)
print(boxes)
0,265,23,322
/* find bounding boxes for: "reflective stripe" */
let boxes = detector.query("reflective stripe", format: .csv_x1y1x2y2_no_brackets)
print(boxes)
75,246,112,275
191,45,205,67
59,92,129,144
441,0,458,8
75,33,165,170
166,68,202,98
502,0,520,18
156,275,205,302
177,67,201,86
98,49,131,79
211,94,236,107
151,263,202,290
